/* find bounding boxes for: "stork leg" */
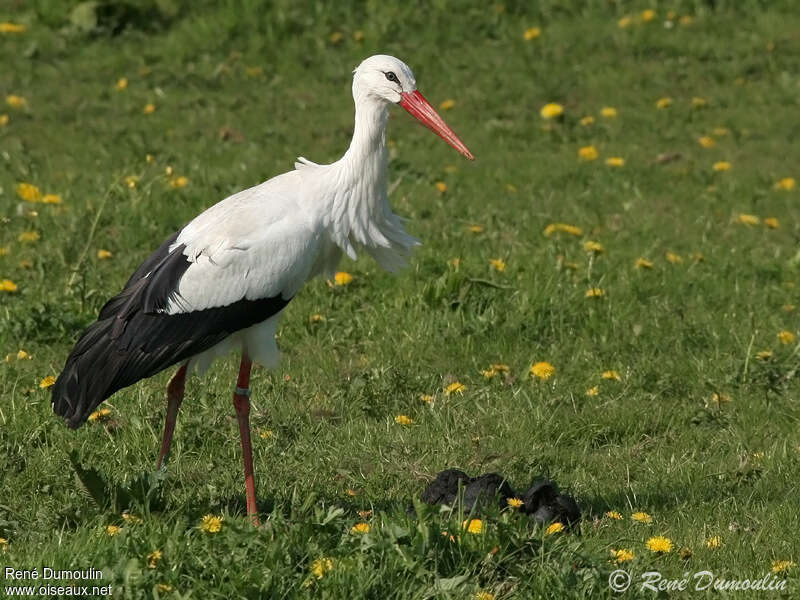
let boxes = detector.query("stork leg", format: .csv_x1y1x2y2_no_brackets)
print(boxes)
157,364,187,470
233,354,259,525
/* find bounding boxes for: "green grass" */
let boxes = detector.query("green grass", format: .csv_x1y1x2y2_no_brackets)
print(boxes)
2,1,799,598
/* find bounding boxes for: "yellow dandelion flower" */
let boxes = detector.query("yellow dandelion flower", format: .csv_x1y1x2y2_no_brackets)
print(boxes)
736,213,760,226
705,536,722,549
115,77,128,91
586,385,599,397
655,97,673,109
774,177,795,191
491,363,510,373
697,136,715,148
345,489,357,497
601,370,621,381
632,511,652,524
712,127,730,136
580,115,595,126
646,536,673,553
420,394,434,404
124,175,139,188
540,103,564,119
756,350,773,361
439,99,456,111
6,95,26,109
665,251,683,264
87,407,112,422
635,257,653,269
712,161,731,172
617,16,633,28
17,350,31,360
605,157,625,167
350,522,370,534
444,382,466,396
530,361,555,380
772,560,795,574
333,271,353,286
475,592,496,600
783,304,795,313
543,223,583,237
147,549,162,569
0,246,9,256
481,368,498,379
434,181,447,193
585,288,605,298
777,330,796,344
16,182,41,202
311,558,334,579
329,31,343,44
0,22,26,33
489,258,506,272
583,240,604,254
146,153,155,163
17,231,42,244
0,114,7,126
764,217,780,229
309,313,325,324
39,376,56,388
612,548,635,563
606,510,623,520
545,522,564,535
0,537,7,551
679,15,693,25
507,497,523,509
353,30,364,42
468,224,484,233
97,249,113,260
394,414,413,425
0,279,18,293
143,103,156,114
105,525,122,537
600,106,618,118
524,26,541,40
169,176,189,188
155,584,173,593
641,9,656,22
578,145,598,161
680,547,693,559
691,97,708,107
42,193,62,204
462,518,484,534
259,428,273,439
199,514,223,533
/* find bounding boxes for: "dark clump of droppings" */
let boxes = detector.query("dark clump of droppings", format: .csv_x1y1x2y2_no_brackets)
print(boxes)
463,473,516,511
420,469,581,531
521,478,580,529
420,468,471,505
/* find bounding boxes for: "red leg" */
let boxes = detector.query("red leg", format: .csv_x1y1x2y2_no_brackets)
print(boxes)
157,364,187,470
233,354,259,525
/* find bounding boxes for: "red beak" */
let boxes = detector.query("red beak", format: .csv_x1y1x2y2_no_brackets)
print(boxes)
399,91,475,160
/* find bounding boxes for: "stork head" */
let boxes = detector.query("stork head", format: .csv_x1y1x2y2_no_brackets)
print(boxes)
353,55,474,160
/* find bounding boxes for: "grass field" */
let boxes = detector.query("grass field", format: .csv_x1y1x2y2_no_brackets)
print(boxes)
2,1,799,598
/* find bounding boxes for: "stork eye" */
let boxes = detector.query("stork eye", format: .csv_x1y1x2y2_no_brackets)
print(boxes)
384,71,399,83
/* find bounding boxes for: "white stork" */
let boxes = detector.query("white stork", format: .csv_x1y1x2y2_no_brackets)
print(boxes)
52,55,474,523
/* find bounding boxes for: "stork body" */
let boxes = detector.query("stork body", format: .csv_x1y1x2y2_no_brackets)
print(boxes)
52,55,473,522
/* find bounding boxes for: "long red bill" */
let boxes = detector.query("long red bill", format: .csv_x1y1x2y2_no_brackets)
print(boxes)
399,90,475,160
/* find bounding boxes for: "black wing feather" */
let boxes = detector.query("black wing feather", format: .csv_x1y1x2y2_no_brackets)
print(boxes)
52,231,291,429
